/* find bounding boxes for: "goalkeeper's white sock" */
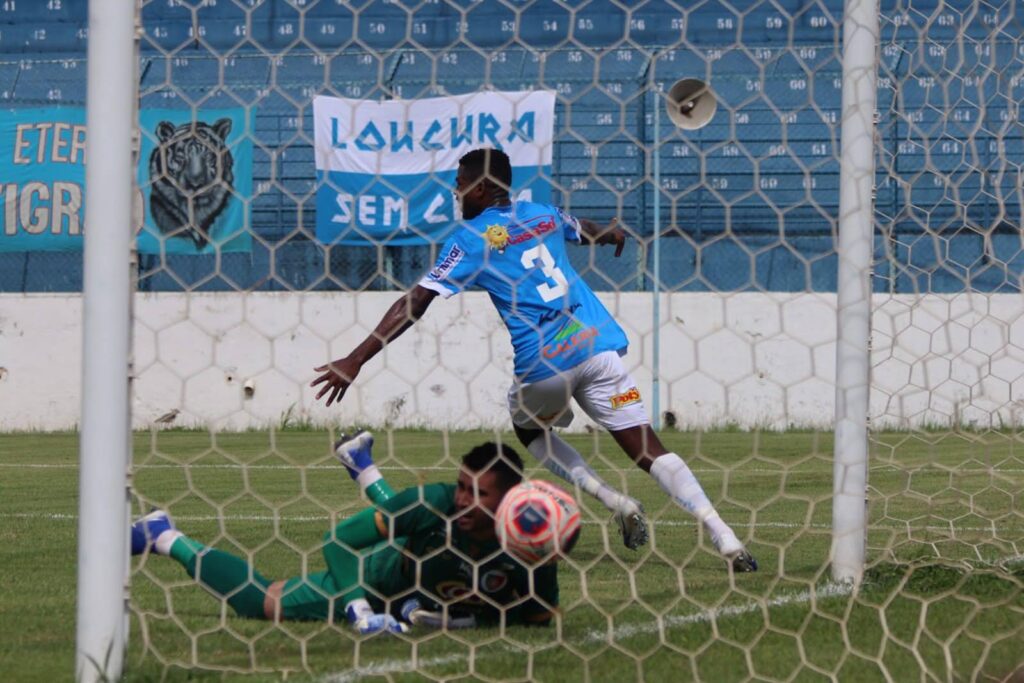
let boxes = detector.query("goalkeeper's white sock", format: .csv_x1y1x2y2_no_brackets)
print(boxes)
154,529,184,556
648,453,734,543
527,432,633,513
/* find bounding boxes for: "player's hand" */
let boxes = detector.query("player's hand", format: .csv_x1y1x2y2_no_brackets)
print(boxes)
311,355,360,406
594,218,626,257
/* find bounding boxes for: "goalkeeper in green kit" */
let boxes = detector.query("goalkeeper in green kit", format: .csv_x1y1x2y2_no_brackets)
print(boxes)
131,434,561,634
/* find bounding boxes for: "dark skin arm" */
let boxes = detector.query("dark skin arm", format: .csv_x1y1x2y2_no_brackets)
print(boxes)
311,285,439,406
577,217,627,257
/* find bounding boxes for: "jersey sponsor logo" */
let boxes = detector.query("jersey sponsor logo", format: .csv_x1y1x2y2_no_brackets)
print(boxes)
481,569,510,593
428,243,464,281
541,326,598,359
434,571,511,601
610,386,642,409
552,319,583,341
435,579,483,605
484,223,510,252
537,302,582,326
482,216,559,255
506,216,557,247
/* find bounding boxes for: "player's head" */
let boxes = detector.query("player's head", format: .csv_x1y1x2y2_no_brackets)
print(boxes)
454,441,524,539
455,148,512,220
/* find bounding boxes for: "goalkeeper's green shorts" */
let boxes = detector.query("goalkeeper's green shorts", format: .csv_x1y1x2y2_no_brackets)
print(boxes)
279,571,344,621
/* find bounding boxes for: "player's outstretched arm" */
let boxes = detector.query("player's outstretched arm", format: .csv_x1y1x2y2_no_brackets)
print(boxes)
577,217,626,257
312,285,438,406
321,507,407,635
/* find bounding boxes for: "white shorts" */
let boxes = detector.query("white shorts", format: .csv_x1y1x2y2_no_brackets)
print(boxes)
507,351,650,432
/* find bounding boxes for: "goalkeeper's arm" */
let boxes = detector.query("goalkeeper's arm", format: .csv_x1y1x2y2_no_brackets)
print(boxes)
323,484,451,619
320,504,408,634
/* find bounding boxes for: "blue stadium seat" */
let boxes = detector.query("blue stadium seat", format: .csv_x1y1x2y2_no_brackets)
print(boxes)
515,3,571,48
223,53,273,86
596,47,647,80
11,59,84,102
566,0,627,47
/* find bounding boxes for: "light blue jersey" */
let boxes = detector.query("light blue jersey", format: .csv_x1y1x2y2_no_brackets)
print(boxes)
418,201,629,383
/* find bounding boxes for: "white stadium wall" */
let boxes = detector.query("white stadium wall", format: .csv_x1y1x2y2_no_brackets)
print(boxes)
2,292,1023,432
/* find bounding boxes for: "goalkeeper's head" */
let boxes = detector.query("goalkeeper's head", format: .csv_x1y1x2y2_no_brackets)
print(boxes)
455,148,512,220
454,441,523,539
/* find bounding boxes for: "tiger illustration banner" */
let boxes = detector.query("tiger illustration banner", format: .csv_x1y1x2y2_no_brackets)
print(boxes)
313,90,555,246
137,107,252,254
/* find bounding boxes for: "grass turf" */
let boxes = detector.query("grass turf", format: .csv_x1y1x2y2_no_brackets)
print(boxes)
2,429,1022,682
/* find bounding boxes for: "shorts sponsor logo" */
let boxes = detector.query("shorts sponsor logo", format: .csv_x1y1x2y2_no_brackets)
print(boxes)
428,243,464,281
609,386,641,409
541,326,598,359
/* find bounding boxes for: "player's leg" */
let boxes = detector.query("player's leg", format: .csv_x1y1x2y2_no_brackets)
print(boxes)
265,571,346,622
131,510,273,618
334,430,396,504
574,352,758,572
509,372,648,550
607,425,756,570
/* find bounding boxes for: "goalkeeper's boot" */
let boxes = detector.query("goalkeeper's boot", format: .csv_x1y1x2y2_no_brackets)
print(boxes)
131,509,176,556
712,530,758,573
613,498,649,550
333,430,375,480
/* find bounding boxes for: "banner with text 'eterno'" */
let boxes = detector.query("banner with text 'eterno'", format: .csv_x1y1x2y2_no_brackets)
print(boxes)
313,90,555,246
0,108,86,251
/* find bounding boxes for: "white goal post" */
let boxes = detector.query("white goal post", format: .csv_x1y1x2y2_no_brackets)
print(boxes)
75,1,137,681
831,0,878,586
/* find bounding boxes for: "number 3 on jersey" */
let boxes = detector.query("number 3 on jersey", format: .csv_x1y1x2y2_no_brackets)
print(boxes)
520,244,568,302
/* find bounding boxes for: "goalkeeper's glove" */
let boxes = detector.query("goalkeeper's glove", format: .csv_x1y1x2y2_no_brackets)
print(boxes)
345,599,409,635
400,598,477,630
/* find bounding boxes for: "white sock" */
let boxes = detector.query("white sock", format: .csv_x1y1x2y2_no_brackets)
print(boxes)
154,529,183,555
648,453,716,521
648,454,740,549
702,512,734,543
355,464,383,490
527,432,631,513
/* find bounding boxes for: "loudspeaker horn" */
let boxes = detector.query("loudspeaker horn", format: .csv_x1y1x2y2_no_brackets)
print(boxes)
666,78,717,130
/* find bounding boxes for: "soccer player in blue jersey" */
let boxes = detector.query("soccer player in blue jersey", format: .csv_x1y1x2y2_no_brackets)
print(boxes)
312,148,756,571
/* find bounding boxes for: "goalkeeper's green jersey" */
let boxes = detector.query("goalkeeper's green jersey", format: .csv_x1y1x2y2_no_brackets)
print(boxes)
330,482,559,626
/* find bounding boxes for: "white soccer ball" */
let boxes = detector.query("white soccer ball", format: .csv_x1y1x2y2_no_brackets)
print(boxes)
496,479,581,564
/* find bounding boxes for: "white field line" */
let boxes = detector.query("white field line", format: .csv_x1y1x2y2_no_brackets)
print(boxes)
3,461,1024,475
320,582,855,683
3,510,1017,536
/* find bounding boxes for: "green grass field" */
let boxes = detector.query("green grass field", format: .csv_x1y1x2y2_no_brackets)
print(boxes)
3,429,1022,682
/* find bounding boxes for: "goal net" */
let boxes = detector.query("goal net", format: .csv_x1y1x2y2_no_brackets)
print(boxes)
99,0,1024,679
